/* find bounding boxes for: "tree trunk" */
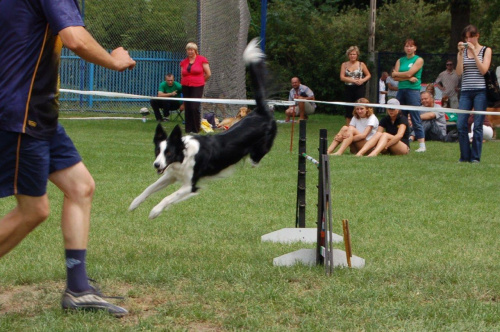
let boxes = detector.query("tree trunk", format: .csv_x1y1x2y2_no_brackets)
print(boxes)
449,0,470,53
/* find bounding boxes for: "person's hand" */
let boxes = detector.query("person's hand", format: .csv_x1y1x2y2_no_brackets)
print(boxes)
353,78,362,86
110,47,136,71
171,91,177,96
467,42,476,53
457,42,466,52
409,77,418,83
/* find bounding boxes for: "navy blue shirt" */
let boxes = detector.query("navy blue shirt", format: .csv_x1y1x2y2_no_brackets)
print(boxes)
379,114,411,147
0,0,84,140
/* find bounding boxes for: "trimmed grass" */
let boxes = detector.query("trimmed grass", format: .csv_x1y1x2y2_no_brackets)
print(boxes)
1,114,500,331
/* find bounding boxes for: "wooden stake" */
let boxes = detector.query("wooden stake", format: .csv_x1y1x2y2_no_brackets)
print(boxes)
342,219,352,268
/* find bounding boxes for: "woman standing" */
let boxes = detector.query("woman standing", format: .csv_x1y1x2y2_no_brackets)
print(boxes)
456,25,492,163
180,42,211,133
392,39,426,152
340,46,371,125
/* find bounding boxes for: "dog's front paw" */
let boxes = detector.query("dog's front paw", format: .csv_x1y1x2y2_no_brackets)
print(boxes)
129,196,144,211
148,206,164,219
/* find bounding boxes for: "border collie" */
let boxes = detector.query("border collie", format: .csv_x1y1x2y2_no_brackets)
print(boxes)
129,39,276,219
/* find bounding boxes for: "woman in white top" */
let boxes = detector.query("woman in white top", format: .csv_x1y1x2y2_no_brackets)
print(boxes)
340,46,371,125
327,98,379,156
456,24,492,163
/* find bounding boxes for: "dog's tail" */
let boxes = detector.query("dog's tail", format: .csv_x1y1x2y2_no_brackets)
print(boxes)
243,38,268,116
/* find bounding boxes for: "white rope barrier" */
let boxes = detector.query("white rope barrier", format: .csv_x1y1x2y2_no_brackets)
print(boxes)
60,89,294,106
295,99,500,116
59,88,500,116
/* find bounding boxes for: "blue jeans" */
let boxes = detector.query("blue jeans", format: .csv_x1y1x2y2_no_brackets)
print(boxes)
457,89,487,162
397,89,424,140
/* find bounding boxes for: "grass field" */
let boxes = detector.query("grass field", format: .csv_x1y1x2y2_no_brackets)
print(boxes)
1,113,500,331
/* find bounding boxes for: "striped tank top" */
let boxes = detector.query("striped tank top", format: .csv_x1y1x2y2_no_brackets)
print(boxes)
461,46,486,90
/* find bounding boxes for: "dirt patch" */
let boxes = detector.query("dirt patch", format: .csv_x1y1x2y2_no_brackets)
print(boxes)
0,280,219,329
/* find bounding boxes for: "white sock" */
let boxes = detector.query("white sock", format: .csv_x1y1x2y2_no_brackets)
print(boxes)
419,142,426,149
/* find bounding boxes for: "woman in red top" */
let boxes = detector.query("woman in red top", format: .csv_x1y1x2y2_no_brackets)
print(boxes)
180,42,211,133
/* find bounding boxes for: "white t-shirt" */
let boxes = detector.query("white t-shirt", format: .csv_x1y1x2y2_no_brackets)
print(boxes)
349,114,379,140
379,79,386,104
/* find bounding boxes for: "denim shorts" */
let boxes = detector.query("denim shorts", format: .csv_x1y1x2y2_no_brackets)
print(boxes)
0,124,82,197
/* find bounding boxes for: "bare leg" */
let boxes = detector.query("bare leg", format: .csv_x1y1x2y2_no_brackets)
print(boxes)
368,133,393,157
327,139,341,154
0,195,50,258
327,126,349,154
356,132,382,156
332,134,354,155
49,162,95,249
388,141,410,155
298,102,306,120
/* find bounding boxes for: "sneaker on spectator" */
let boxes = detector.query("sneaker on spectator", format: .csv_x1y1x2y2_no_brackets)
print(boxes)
415,147,426,153
62,285,128,317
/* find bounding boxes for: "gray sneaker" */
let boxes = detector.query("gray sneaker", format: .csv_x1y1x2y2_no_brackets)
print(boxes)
62,286,128,317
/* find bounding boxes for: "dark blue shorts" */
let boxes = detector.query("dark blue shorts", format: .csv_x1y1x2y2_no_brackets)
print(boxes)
0,124,82,197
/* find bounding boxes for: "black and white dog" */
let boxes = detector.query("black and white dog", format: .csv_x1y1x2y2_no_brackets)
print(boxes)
129,39,276,219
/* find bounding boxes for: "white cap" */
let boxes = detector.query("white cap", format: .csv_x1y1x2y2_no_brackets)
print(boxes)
386,98,400,106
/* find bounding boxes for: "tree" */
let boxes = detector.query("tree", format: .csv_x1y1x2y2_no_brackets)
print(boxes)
450,0,470,53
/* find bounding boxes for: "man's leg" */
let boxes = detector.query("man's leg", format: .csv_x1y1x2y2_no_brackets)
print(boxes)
50,162,128,316
298,102,306,120
150,99,163,121
49,162,94,291
0,195,49,258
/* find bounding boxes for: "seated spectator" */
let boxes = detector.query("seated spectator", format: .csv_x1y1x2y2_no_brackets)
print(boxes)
327,98,379,155
150,73,183,122
285,77,316,122
419,91,447,141
468,114,494,142
356,99,410,157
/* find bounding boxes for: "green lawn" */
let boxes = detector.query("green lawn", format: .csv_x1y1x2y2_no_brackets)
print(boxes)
1,114,499,331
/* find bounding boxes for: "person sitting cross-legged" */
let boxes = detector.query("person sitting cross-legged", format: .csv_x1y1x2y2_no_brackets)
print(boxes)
150,73,183,122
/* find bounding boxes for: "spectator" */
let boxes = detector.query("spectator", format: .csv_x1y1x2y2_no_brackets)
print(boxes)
356,99,410,157
327,98,378,155
0,0,135,316
425,83,436,98
392,38,426,152
386,67,399,101
456,24,492,163
180,42,211,133
284,77,316,122
379,71,389,104
150,74,183,122
435,60,461,109
419,91,447,141
340,46,371,125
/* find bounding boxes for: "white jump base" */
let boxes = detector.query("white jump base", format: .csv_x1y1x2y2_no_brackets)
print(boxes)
273,248,365,268
261,228,343,244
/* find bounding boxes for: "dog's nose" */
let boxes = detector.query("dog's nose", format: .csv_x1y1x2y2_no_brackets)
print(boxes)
154,162,160,169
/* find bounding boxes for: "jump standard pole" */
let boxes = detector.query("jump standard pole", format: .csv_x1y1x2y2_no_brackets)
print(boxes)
295,120,307,228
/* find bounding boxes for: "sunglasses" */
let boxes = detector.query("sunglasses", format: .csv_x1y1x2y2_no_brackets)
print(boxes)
446,63,453,66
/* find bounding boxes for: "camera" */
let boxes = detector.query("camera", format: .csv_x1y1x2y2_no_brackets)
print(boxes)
463,42,468,49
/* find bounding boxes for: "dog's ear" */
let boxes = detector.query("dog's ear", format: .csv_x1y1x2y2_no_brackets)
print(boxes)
169,125,183,142
154,123,168,144
166,125,185,164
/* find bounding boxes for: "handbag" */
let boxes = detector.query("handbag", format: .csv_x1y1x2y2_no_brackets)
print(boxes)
484,69,500,106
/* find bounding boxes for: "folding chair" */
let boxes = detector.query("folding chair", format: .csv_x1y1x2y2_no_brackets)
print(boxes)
169,103,185,122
